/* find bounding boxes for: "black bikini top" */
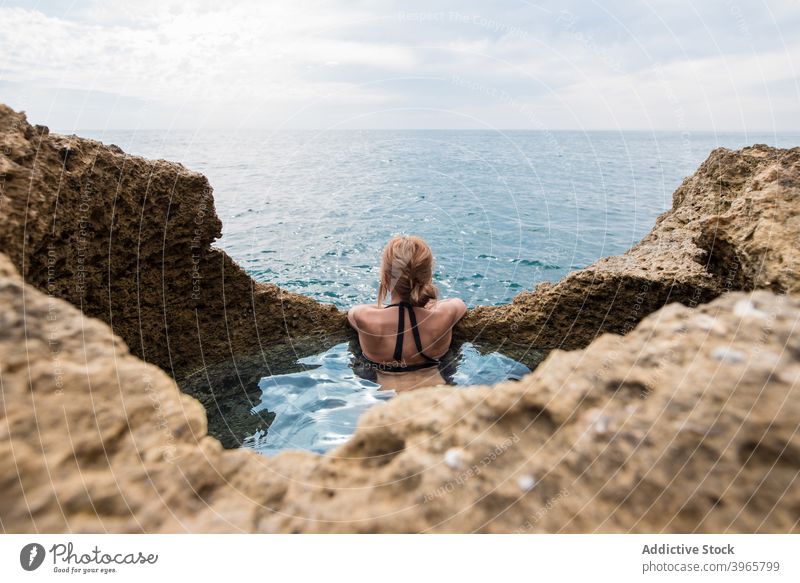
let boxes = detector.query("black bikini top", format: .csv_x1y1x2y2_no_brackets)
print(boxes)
362,301,441,373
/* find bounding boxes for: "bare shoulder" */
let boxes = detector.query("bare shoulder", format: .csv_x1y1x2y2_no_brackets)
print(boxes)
427,297,468,323
347,303,384,328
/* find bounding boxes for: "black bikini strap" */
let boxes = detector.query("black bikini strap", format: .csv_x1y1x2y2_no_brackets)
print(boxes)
392,303,405,362
406,305,439,362
405,304,424,353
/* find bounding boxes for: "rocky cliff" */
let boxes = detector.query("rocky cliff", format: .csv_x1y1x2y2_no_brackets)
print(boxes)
1,253,797,532
0,104,347,445
1,103,798,532
2,104,798,443
457,144,800,352
0,106,346,378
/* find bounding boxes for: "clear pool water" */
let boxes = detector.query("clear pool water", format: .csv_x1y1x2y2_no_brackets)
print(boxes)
243,342,531,456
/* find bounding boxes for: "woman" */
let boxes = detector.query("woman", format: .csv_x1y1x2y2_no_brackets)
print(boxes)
347,235,467,392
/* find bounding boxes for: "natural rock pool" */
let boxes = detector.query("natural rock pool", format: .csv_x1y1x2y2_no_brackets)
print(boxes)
243,341,537,456
3,99,799,533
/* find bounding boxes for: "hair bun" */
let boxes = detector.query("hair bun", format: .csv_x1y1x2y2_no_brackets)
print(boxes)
377,235,438,307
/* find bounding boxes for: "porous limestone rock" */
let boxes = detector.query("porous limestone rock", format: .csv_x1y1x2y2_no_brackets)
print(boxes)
0,104,347,445
2,103,798,449
695,147,800,294
2,251,797,533
457,144,800,353
0,104,346,381
0,253,272,532
1,103,799,533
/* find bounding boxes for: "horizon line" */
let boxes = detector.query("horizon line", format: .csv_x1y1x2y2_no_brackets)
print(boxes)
62,127,800,134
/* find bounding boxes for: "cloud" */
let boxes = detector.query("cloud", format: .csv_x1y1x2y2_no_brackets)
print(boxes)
0,0,797,130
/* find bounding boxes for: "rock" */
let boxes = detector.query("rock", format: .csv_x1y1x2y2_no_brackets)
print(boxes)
1,254,798,532
2,103,799,533
0,104,348,446
0,104,347,381
2,102,797,446
457,144,800,350
0,253,270,532
695,147,800,294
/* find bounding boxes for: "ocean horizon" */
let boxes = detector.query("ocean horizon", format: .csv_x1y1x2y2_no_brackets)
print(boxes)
80,128,800,308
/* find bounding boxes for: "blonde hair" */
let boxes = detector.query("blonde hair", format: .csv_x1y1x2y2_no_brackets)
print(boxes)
377,235,438,307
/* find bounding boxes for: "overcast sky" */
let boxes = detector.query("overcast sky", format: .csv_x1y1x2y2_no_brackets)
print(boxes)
1,0,798,131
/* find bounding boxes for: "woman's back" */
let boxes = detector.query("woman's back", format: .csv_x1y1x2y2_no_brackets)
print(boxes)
346,235,467,392
350,298,465,366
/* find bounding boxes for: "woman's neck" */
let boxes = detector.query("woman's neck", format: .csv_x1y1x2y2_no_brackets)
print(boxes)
390,293,407,305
